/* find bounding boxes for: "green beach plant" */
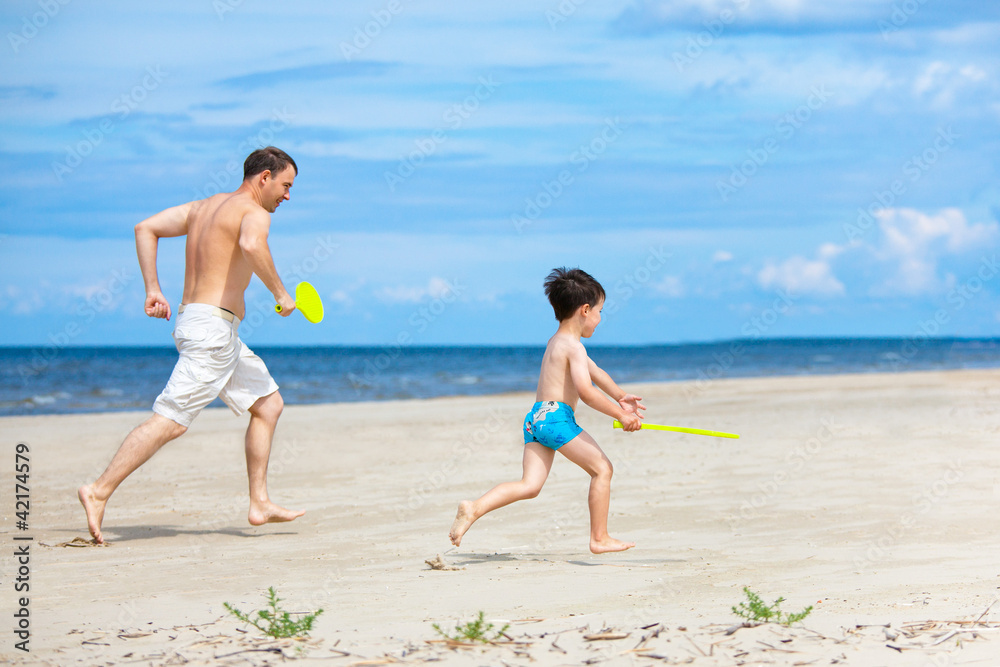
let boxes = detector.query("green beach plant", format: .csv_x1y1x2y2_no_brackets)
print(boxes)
433,611,510,643
224,587,323,639
732,587,812,626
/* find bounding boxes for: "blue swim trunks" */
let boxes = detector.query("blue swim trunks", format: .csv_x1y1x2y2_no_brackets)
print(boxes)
523,401,583,450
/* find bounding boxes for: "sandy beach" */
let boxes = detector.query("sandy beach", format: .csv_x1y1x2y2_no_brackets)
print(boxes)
2,368,999,666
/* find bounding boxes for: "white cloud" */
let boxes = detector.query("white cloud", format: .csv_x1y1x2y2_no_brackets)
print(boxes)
913,61,990,109
374,276,461,304
871,207,999,295
712,250,733,263
758,255,845,297
654,275,686,298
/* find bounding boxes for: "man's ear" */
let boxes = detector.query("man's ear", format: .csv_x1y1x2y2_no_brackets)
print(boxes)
258,169,272,184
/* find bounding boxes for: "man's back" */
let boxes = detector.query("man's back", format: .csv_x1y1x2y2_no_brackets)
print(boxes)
182,192,259,317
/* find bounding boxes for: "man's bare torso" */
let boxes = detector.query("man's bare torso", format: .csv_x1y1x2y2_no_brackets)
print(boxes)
181,192,260,319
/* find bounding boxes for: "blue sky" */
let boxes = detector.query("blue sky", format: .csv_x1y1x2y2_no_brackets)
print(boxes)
1,0,998,346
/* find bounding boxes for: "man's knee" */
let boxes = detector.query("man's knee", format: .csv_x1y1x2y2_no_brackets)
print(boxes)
150,413,188,440
252,391,284,422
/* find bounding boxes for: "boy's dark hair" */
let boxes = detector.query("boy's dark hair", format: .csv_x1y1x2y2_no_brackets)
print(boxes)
544,267,606,321
243,146,298,180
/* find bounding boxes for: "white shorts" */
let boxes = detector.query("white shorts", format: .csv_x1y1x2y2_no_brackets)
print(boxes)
153,304,279,427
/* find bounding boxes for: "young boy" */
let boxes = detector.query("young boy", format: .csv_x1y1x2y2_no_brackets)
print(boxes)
449,267,645,554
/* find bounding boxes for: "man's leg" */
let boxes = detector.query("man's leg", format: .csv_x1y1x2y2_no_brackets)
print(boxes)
558,431,635,554
244,390,305,526
450,441,555,546
78,413,188,544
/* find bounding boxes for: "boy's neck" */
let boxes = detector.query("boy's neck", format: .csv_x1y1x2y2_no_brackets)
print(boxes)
555,318,585,339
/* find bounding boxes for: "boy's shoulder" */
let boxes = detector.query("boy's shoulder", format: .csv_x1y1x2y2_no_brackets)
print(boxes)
545,332,586,358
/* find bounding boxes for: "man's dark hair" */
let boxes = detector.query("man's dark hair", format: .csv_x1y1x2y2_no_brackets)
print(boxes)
543,267,606,321
243,146,298,180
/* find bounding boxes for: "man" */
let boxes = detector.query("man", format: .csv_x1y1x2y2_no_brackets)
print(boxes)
79,146,306,544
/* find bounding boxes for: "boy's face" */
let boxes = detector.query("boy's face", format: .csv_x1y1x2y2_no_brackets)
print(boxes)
581,298,604,338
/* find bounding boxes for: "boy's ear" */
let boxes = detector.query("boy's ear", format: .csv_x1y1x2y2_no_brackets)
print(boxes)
578,303,592,317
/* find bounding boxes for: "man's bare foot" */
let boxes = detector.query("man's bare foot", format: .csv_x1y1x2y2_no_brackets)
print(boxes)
590,536,636,554
449,500,475,546
78,484,107,545
248,501,305,526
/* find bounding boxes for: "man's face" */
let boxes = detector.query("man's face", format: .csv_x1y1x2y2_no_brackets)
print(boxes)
262,165,296,213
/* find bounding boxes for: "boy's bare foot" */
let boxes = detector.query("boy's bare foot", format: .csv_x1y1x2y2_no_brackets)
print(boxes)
248,501,305,526
590,536,635,554
78,484,107,545
449,500,475,546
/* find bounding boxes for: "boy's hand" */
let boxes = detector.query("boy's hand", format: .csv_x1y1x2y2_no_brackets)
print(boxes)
619,413,643,432
618,394,646,418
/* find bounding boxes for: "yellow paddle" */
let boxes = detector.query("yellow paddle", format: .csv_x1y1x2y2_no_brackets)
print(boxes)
275,281,324,323
613,420,739,439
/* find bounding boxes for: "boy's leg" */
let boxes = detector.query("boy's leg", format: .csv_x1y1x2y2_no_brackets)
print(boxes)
78,413,188,544
244,391,305,526
449,442,554,546
558,430,635,554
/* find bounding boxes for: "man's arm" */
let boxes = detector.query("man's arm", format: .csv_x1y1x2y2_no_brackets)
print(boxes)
239,209,295,315
569,345,642,430
135,203,192,320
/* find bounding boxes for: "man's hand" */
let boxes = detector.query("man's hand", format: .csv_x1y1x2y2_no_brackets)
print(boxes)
144,291,171,320
276,292,296,317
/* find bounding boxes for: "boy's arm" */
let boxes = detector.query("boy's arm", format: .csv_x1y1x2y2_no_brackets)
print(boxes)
239,208,295,315
568,345,642,430
134,202,193,321
588,358,647,418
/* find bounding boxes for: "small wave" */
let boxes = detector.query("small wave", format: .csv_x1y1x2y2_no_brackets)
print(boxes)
30,392,69,406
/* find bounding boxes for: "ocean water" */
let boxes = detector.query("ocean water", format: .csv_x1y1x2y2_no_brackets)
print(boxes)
1,338,998,417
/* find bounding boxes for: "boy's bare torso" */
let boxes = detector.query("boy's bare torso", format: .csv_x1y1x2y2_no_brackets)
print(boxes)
181,192,259,319
535,333,584,409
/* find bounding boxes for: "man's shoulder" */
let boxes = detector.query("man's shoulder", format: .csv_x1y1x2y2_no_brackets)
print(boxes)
196,192,268,225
